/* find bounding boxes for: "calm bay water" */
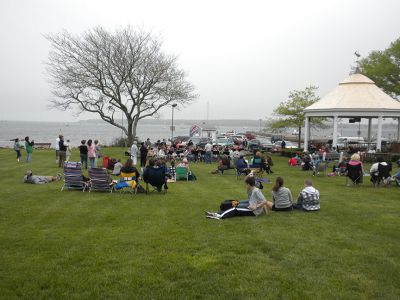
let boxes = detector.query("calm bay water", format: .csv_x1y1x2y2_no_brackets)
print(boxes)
0,120,259,148
1,120,398,148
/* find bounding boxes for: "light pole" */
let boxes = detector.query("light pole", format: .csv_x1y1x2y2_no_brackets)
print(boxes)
171,104,177,141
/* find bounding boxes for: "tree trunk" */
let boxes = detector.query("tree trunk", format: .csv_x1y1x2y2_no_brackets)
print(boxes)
127,121,134,146
298,126,302,148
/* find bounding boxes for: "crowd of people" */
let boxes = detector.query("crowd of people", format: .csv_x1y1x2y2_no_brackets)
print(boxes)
14,135,400,222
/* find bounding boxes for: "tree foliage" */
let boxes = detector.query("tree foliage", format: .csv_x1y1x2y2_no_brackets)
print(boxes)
46,26,197,144
268,86,323,147
359,37,400,100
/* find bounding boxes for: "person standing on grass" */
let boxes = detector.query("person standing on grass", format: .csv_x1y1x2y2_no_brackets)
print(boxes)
140,142,148,167
58,135,67,167
87,139,96,168
293,179,320,211
79,140,88,169
204,141,213,164
24,136,34,163
55,134,61,163
206,176,267,220
65,139,72,162
130,141,139,166
266,177,293,211
94,140,102,167
13,138,22,162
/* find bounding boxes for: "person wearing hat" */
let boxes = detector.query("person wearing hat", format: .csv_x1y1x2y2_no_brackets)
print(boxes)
130,141,139,166
23,170,61,184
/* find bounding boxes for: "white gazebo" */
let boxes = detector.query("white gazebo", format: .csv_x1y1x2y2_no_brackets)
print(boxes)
304,73,400,151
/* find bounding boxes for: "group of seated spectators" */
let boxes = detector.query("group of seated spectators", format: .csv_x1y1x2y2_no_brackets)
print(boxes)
206,176,320,220
108,156,193,192
210,151,274,175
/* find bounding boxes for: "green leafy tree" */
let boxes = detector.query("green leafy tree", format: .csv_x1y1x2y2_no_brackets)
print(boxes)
359,38,400,100
269,86,323,148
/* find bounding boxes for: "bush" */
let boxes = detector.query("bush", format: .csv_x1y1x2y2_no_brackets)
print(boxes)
280,149,303,157
110,137,130,147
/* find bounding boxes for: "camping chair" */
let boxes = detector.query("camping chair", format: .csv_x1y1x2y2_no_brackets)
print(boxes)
176,166,189,181
61,161,87,192
371,163,392,187
249,158,264,178
88,168,114,193
143,167,167,194
345,163,363,186
114,171,138,194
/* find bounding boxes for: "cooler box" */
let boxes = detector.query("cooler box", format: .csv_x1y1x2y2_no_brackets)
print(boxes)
103,156,109,168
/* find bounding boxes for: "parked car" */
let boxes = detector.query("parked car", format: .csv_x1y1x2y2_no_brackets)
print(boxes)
195,137,212,148
247,139,262,151
213,137,234,147
174,136,191,148
245,132,256,140
231,135,246,144
271,140,298,152
258,138,274,151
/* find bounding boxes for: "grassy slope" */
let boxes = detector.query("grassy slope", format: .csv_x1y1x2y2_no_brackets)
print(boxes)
0,148,399,299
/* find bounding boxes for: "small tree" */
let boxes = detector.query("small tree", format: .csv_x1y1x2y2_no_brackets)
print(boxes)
269,86,323,148
46,27,197,144
359,37,400,100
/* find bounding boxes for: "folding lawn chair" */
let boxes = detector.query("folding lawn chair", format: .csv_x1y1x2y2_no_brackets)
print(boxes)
143,166,167,194
88,167,114,193
175,166,189,181
371,163,392,187
346,163,363,186
61,161,88,192
114,171,138,194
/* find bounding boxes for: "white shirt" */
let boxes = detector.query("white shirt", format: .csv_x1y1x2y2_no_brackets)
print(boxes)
130,144,138,157
55,137,60,151
205,143,212,152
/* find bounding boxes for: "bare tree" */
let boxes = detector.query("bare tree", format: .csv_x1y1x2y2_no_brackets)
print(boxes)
46,26,197,144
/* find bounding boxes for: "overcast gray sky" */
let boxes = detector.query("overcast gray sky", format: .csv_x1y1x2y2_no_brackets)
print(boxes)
0,0,399,122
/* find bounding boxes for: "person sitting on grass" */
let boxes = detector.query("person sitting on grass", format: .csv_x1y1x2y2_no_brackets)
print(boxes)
177,157,190,168
369,156,389,184
266,177,293,211
23,170,61,184
288,154,298,167
293,179,320,211
112,159,123,176
206,176,267,220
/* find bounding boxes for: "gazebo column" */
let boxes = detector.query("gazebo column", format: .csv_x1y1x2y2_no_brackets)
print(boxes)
304,116,309,151
367,118,372,150
397,117,400,141
332,115,338,149
377,116,383,151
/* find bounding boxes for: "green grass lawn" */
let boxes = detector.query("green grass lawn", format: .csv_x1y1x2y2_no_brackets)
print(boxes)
0,148,399,299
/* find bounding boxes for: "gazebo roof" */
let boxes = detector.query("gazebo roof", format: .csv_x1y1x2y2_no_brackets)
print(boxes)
304,73,400,116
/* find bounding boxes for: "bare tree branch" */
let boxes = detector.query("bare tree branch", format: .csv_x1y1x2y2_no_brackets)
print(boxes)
46,26,197,143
